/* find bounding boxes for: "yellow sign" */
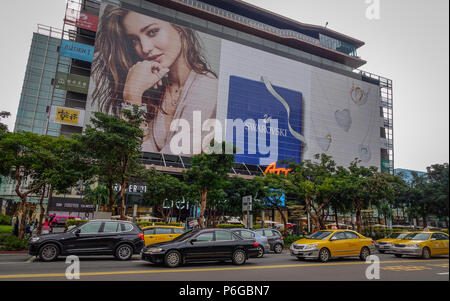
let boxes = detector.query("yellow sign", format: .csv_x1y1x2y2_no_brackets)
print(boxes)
55,107,80,125
264,162,291,176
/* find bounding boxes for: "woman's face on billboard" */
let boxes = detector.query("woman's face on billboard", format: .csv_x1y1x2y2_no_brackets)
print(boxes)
122,11,182,69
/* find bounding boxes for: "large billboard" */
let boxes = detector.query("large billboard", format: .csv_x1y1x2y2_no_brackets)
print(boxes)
85,4,381,168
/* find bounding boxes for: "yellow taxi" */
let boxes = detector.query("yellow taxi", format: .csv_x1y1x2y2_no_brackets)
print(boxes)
390,232,449,259
375,232,414,253
290,229,375,263
142,225,185,247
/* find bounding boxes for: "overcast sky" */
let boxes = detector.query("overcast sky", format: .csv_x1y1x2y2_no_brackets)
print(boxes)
0,0,448,172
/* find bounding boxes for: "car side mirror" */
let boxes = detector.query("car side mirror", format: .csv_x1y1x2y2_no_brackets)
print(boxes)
74,229,81,236
330,237,337,241
430,238,436,241
190,239,197,244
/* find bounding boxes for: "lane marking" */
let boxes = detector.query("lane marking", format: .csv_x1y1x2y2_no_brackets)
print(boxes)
382,265,432,271
437,272,449,275
0,259,448,279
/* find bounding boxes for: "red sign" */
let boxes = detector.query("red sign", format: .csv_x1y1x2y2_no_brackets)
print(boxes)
65,9,98,32
76,11,98,32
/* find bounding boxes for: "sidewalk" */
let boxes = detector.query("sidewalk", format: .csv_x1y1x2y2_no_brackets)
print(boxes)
0,253,33,263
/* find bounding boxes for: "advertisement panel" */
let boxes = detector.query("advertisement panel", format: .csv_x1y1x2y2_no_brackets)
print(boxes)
60,40,94,62
65,9,99,32
85,4,380,168
55,72,90,94
50,106,85,127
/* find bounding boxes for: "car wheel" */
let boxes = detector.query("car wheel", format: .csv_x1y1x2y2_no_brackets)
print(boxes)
394,254,402,258
422,247,431,259
115,244,133,261
360,247,370,261
165,250,182,268
38,243,59,262
256,246,264,258
274,243,283,254
319,248,331,263
232,249,247,265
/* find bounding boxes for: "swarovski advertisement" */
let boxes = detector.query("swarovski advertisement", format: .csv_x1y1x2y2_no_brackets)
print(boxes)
85,4,380,168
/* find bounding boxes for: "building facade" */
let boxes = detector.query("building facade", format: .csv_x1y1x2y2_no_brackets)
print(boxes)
2,0,394,222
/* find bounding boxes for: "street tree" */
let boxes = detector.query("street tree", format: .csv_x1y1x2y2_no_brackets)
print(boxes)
0,111,10,133
285,154,340,231
184,141,235,228
254,172,291,231
74,107,145,219
143,169,188,223
0,132,88,238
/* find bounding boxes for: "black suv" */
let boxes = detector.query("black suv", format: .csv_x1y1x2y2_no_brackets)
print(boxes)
29,220,144,262
253,228,285,254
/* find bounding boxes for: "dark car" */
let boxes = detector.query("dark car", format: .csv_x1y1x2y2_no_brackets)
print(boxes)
29,220,144,262
253,228,285,254
141,229,260,267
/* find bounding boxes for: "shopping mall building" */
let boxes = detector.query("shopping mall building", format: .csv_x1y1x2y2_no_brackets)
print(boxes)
1,0,394,224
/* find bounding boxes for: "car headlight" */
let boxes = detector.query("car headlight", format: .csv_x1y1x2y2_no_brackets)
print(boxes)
304,244,318,250
30,237,40,243
407,244,420,248
385,243,392,246
147,248,163,254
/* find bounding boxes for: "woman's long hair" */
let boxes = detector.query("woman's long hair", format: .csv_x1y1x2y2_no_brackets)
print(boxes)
92,4,217,119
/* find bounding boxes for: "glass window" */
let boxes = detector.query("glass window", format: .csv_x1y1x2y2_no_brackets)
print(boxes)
215,230,234,241
173,228,185,234
79,222,102,234
238,230,254,239
345,232,360,239
195,232,214,242
438,234,449,241
254,229,265,236
120,223,133,232
265,230,279,237
103,222,119,233
155,228,172,235
144,228,155,235
332,232,347,240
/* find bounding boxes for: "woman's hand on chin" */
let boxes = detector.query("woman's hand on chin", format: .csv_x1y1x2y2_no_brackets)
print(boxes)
123,60,170,105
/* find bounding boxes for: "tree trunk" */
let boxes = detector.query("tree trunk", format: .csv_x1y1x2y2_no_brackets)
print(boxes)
120,179,127,220
157,204,167,222
304,196,321,231
199,189,208,229
335,209,339,229
38,185,46,236
275,204,287,233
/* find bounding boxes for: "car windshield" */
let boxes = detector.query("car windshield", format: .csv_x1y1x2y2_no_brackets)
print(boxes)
307,231,333,240
396,233,410,239
388,233,406,239
170,229,197,242
404,233,430,241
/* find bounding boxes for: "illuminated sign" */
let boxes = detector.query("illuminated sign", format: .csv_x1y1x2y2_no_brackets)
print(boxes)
264,162,291,176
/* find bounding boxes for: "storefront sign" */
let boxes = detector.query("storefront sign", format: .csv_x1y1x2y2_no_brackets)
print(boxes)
60,40,94,62
55,72,90,94
50,106,85,127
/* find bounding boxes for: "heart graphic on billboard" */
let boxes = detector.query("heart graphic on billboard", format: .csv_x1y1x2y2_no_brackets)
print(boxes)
335,109,352,132
351,84,369,106
317,134,332,152
359,144,372,162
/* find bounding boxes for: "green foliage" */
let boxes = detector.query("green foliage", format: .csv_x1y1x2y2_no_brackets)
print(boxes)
84,185,109,206
283,235,304,248
0,214,11,226
66,219,88,227
0,225,13,233
0,235,29,251
137,222,183,227
73,107,146,214
0,111,10,133
216,224,244,229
